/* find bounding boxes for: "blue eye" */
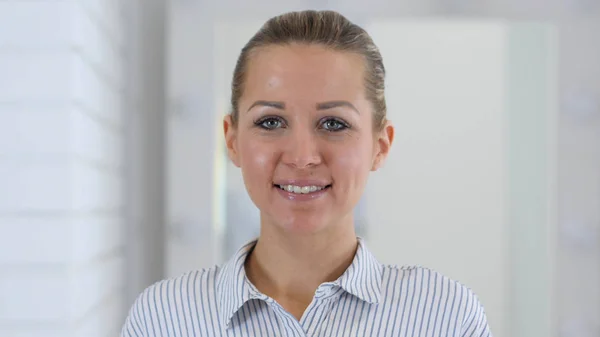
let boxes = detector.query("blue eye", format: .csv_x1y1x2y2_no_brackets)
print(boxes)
321,118,348,131
256,117,284,130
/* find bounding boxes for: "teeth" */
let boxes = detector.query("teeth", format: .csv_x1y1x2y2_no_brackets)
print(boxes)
278,184,326,194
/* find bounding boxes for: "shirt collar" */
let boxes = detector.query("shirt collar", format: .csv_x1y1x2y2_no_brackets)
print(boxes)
216,237,383,329
216,240,263,329
336,237,384,304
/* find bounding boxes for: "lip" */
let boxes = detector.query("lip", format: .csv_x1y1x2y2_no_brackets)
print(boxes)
273,179,331,187
274,184,331,202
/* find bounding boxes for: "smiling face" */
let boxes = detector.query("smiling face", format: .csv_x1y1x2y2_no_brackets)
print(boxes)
224,44,393,235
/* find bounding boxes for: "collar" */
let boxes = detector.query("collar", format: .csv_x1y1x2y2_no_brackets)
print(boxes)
216,237,383,329
336,237,384,304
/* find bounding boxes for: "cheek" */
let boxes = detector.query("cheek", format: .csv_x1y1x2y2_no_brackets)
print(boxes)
239,140,274,183
329,144,373,182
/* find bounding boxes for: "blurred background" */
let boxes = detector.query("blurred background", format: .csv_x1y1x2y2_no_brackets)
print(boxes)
0,0,599,336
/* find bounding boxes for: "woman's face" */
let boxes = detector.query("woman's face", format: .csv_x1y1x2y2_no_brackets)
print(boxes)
224,44,393,234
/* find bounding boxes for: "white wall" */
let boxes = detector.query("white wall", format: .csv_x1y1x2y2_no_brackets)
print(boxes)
165,1,222,276
0,2,127,336
506,24,557,337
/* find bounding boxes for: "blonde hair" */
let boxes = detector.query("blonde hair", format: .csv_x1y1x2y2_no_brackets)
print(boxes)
230,10,387,130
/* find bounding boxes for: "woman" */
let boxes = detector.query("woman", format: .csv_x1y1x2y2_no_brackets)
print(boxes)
122,10,492,337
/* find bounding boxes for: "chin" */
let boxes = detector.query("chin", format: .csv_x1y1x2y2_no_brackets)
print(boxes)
274,212,332,235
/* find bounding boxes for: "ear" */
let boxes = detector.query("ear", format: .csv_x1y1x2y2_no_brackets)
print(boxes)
223,115,241,167
371,121,394,171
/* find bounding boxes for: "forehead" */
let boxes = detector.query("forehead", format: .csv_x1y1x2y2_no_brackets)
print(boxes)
242,44,366,103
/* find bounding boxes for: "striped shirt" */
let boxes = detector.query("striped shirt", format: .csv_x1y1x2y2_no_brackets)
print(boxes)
121,238,492,336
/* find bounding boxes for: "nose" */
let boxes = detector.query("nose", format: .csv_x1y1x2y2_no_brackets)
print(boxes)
281,128,322,169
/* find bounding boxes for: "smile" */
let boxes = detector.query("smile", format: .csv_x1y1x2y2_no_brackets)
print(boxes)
275,184,331,194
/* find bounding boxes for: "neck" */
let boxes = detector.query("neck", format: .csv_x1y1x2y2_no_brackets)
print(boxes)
245,216,358,311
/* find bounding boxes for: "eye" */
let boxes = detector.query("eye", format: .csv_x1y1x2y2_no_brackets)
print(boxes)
320,118,349,132
256,116,285,130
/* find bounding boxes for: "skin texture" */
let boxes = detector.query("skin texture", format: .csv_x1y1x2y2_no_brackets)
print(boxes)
223,43,394,320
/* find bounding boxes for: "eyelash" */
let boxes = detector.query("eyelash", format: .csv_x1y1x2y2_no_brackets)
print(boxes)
320,117,350,131
254,116,286,130
254,116,350,132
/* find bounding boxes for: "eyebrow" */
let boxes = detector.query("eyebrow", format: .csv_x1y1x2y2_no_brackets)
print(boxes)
246,100,359,114
317,101,360,114
247,100,285,111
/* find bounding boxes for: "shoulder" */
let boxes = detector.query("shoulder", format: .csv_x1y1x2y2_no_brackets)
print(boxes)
121,267,221,337
381,265,490,332
139,267,218,305
383,264,480,301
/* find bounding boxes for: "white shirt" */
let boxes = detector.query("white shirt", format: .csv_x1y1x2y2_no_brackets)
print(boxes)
121,238,492,336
